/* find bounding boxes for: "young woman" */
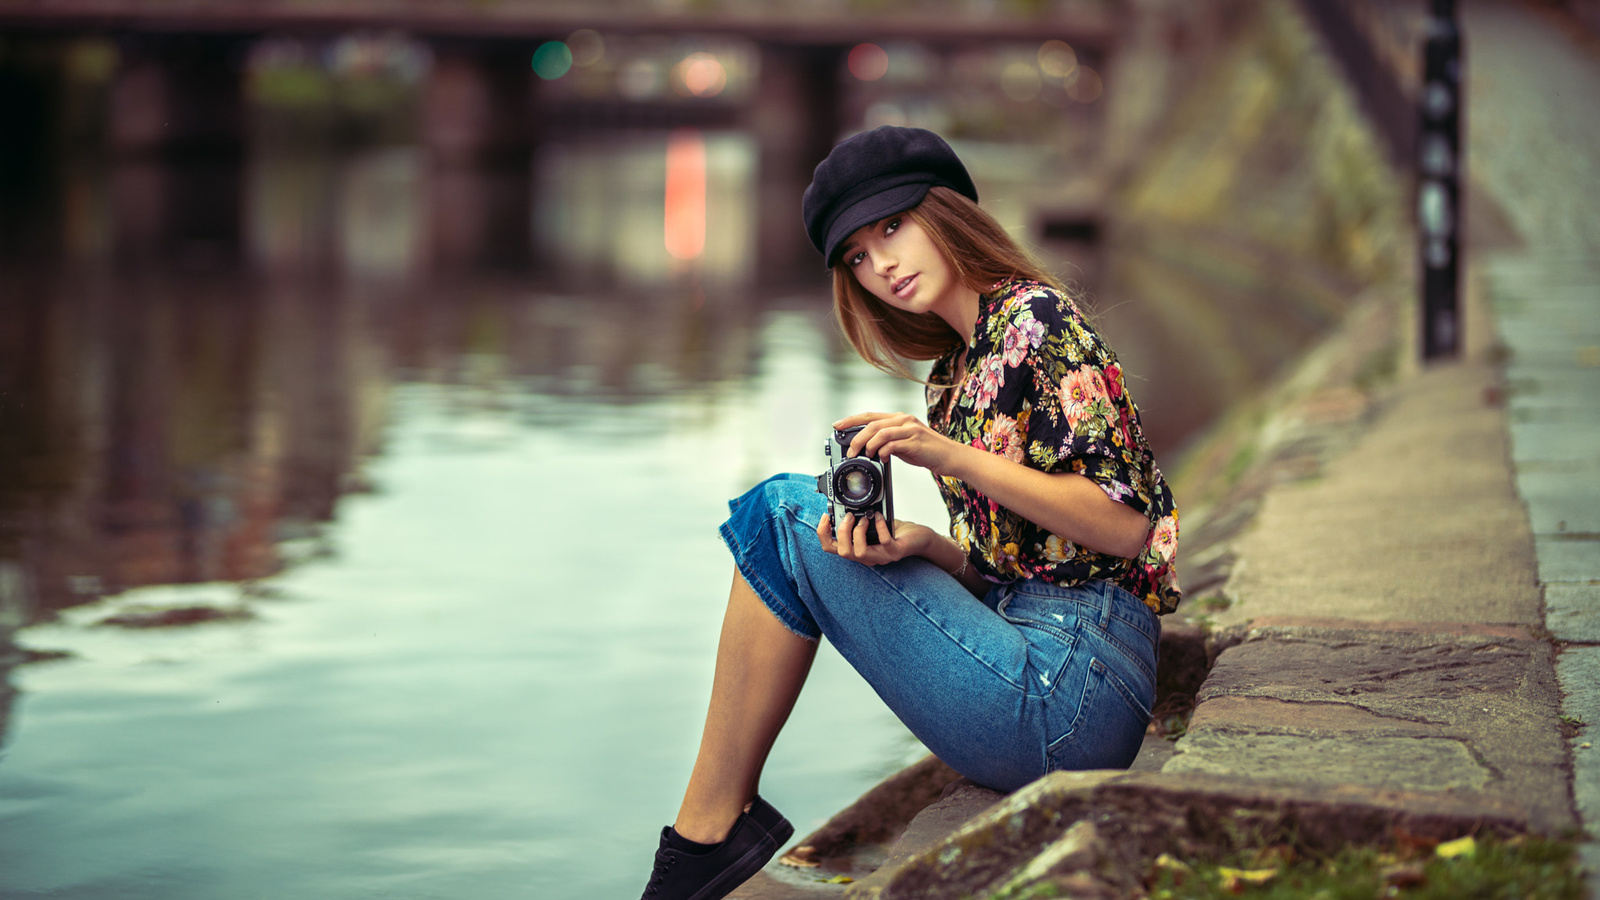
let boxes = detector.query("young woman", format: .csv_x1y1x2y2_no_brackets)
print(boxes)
638,126,1180,900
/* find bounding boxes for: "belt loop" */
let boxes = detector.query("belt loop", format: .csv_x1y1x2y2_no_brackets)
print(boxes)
993,582,1014,615
1097,580,1115,629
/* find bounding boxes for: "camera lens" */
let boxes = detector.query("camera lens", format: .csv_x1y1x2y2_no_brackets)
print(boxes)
833,459,880,505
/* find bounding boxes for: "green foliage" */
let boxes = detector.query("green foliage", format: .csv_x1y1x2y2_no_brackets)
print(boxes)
1353,334,1400,393
1144,834,1584,900
249,67,333,107
1222,440,1258,488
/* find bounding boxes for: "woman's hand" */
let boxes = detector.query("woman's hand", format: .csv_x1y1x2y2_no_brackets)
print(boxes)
835,411,1150,560
833,411,968,477
816,513,940,567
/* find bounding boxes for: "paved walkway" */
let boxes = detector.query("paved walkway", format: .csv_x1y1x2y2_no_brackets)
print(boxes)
1188,0,1600,882
1463,0,1600,885
1180,327,1573,831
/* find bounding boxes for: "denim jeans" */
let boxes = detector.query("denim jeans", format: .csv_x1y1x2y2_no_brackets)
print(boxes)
720,473,1159,793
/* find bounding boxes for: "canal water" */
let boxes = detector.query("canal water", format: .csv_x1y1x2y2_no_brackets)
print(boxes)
0,134,1009,899
0,126,1336,897
0,313,937,898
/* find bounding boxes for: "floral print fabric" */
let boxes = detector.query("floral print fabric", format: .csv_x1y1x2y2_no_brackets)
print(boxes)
926,278,1181,615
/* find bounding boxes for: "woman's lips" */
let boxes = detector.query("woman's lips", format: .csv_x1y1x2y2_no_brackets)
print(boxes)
892,274,917,296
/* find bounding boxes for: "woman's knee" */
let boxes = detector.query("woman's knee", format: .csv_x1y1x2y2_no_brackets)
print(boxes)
751,473,824,520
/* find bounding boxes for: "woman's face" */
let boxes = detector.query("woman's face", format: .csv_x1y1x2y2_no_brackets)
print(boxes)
840,213,970,330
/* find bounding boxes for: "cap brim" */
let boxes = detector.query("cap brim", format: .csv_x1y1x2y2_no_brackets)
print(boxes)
822,182,931,269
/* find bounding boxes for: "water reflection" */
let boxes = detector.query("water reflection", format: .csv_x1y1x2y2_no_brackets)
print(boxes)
535,131,755,285
0,249,769,624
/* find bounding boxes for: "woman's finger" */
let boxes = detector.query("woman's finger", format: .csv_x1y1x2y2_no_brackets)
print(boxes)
837,512,858,558
831,412,905,458
846,423,882,459
816,513,835,552
864,415,930,458
873,514,893,547
851,511,874,556
865,422,914,458
832,411,889,430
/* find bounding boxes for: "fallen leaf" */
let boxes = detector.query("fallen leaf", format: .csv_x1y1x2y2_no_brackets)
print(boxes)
1152,853,1192,874
823,875,854,884
1218,867,1278,893
780,846,821,868
1435,836,1476,859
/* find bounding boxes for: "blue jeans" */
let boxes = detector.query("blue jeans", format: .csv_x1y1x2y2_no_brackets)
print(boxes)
719,474,1159,793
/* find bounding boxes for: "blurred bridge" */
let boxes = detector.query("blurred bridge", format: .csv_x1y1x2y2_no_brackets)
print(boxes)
0,0,1116,44
0,0,1119,275
0,0,1116,157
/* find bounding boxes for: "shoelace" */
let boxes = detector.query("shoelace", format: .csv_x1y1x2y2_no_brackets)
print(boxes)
645,853,676,894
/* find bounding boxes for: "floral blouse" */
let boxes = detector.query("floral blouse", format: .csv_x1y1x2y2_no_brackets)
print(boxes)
926,278,1181,615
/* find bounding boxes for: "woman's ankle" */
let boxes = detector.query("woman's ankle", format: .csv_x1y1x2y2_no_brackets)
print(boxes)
671,799,751,845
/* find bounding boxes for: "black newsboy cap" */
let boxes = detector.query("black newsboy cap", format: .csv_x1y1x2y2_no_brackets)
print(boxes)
802,126,978,269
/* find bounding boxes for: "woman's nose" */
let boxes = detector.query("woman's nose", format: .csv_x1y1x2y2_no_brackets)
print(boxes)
872,253,896,275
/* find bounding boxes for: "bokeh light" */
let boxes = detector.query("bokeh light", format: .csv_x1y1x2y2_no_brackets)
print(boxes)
64,38,118,83
1038,40,1078,79
1066,65,1103,103
532,41,573,80
673,52,727,98
567,29,605,68
664,129,707,261
848,43,889,82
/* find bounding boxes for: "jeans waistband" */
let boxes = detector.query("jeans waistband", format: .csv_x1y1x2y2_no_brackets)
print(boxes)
1002,578,1156,639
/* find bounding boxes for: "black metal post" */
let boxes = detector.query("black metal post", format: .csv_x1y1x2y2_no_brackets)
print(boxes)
1419,0,1463,359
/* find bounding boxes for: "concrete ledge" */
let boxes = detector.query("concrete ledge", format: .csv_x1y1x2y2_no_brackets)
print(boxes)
1169,617,1572,833
850,770,1531,900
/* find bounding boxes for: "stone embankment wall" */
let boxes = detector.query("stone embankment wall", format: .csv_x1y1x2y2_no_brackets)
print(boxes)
1105,0,1416,614
1058,0,1415,485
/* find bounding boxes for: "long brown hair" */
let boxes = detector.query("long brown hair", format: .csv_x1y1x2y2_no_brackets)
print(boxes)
830,186,1065,383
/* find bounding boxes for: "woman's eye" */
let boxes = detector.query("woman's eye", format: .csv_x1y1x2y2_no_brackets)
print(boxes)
884,219,900,235
848,251,866,266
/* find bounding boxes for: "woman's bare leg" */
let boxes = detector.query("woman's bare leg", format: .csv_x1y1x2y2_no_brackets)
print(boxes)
672,569,818,844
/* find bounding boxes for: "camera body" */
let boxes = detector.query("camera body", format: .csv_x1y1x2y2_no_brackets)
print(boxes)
815,425,894,545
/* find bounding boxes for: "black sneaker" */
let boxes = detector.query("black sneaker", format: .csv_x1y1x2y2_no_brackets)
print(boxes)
638,796,795,900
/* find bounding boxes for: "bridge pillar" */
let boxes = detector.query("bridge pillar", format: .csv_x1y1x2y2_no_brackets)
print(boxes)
109,36,246,157
423,44,540,164
750,44,845,283
0,37,62,257
107,37,246,264
422,43,540,270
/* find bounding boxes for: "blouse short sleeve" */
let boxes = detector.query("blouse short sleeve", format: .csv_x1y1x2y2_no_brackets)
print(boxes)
995,290,1150,514
928,279,1182,615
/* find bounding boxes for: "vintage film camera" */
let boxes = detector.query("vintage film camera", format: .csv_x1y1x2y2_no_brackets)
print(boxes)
815,425,894,545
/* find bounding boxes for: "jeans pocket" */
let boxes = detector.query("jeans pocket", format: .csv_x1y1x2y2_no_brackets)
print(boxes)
1044,656,1152,772
999,599,1080,696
